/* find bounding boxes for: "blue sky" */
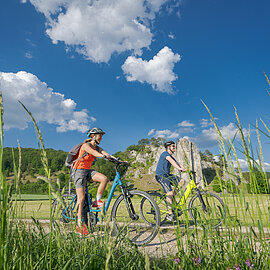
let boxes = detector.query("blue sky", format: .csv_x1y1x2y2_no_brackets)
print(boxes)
1,0,270,169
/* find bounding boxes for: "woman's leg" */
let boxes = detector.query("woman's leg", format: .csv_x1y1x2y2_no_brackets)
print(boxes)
76,187,85,224
91,172,108,203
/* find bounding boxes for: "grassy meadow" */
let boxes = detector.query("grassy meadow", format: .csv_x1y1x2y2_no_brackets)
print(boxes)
1,89,270,269
15,193,270,227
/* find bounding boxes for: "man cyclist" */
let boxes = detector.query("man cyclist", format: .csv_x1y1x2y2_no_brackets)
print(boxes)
155,140,186,222
71,127,116,235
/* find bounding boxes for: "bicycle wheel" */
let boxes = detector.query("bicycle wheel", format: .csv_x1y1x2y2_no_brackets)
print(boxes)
141,192,168,226
188,191,226,228
51,192,77,232
111,189,160,246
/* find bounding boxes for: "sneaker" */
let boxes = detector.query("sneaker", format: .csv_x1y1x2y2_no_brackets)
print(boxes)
166,214,177,223
92,200,104,208
76,224,89,236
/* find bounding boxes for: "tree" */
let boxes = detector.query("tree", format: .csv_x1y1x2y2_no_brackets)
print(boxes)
138,138,150,146
204,149,213,162
150,137,165,147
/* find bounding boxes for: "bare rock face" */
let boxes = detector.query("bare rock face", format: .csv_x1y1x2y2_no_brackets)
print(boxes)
148,145,164,174
135,152,148,166
174,138,204,188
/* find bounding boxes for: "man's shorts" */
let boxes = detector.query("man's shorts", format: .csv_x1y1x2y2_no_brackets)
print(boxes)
71,168,97,188
155,174,180,193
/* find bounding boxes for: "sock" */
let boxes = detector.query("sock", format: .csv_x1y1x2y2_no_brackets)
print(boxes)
78,218,82,226
96,194,102,201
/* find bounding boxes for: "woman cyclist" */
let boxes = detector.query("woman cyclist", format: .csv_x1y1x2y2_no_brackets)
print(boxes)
71,127,116,235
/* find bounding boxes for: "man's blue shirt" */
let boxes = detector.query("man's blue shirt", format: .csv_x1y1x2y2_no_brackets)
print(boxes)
155,151,176,176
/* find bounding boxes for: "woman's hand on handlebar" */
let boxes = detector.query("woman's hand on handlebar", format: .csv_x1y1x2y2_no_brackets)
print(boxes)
103,155,129,165
103,154,112,160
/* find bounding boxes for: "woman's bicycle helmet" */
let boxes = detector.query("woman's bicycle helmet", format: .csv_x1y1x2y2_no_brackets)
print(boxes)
87,127,105,137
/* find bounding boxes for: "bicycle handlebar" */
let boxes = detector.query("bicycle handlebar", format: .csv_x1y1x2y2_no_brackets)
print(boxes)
106,157,130,166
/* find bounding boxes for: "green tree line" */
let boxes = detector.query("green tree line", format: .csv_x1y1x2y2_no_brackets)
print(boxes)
3,147,68,176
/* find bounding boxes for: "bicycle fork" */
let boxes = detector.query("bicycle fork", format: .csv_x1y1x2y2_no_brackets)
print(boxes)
122,187,139,221
196,190,207,212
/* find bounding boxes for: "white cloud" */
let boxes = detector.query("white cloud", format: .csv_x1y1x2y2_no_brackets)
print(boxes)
200,118,212,128
177,120,195,133
21,0,27,3
177,120,194,127
199,118,218,128
168,33,175,39
0,71,95,132
28,0,169,63
25,52,33,59
193,122,248,148
232,159,270,172
148,129,155,136
122,46,180,93
148,129,179,139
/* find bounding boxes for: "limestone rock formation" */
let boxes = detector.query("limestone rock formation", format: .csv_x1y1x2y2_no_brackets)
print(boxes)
174,138,204,188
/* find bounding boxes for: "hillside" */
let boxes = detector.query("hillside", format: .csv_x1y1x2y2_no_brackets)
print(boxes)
3,138,219,194
6,137,270,195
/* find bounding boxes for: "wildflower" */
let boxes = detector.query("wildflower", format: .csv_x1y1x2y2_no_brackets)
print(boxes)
190,244,194,249
174,257,180,264
194,257,201,265
245,259,254,269
234,264,241,270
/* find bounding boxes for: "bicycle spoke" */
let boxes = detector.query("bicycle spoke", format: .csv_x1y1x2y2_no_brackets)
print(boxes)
111,190,160,246
189,191,226,228
51,193,77,233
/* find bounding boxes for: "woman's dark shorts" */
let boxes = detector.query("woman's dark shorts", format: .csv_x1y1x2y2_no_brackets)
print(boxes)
71,168,97,188
155,174,180,193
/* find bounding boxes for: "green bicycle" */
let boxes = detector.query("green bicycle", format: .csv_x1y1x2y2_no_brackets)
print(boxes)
142,171,226,228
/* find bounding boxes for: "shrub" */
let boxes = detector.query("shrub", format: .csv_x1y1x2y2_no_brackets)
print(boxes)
211,176,223,193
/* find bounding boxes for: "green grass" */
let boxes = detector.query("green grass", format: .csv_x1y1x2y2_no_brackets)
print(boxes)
15,193,270,228
223,193,270,226
11,194,50,200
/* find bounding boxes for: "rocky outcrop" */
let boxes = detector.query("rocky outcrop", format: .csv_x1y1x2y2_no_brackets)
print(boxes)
174,138,204,188
148,145,163,174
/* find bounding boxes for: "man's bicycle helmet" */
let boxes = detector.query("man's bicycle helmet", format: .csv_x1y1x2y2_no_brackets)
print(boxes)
87,127,105,137
164,140,175,148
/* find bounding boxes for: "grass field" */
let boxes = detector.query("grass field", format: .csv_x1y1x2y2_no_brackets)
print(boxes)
11,194,50,200
14,193,270,227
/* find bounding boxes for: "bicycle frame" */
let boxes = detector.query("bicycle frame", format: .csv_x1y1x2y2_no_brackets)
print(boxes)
64,161,127,222
178,178,197,207
177,173,207,212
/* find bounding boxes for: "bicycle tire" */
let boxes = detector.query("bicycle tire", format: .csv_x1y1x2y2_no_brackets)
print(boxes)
141,192,168,226
188,191,226,228
51,192,77,232
111,189,160,246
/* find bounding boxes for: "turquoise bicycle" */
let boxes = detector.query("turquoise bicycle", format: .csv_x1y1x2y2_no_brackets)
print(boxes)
51,158,161,246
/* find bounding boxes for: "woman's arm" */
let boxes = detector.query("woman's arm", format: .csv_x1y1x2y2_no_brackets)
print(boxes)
166,156,186,172
81,143,104,158
95,146,112,159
